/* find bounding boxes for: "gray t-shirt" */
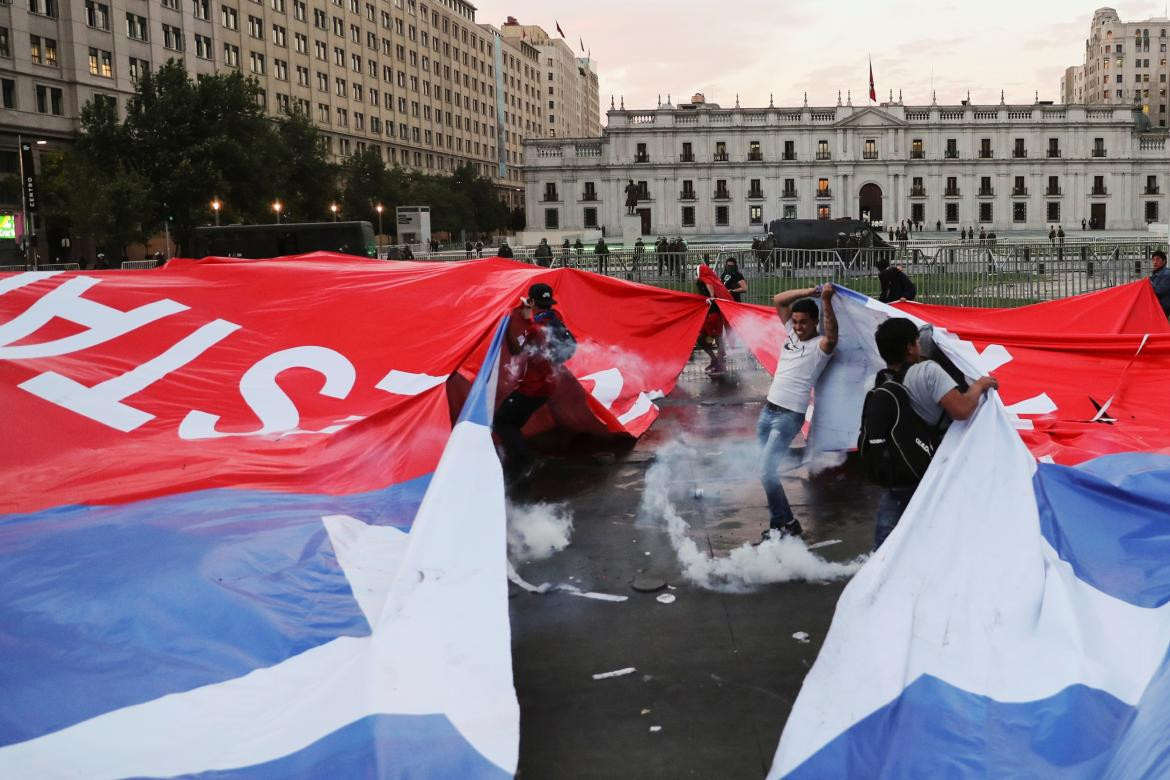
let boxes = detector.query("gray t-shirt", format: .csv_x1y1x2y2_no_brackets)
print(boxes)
902,361,958,428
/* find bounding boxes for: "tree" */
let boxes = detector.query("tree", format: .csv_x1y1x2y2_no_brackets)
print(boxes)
121,61,281,248
450,163,507,234
272,110,337,223
339,147,389,223
507,207,526,232
41,98,151,257
41,150,150,258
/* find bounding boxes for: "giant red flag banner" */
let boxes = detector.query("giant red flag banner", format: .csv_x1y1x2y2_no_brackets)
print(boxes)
0,256,707,514
3,259,1167,513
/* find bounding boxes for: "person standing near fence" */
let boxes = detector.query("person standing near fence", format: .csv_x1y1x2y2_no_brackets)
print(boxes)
533,238,553,268
875,258,916,303
632,237,645,279
594,237,610,275
696,262,728,376
1151,250,1170,317
561,238,571,265
720,257,747,302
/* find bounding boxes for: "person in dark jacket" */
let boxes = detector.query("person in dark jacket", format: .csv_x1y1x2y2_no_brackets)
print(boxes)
498,240,514,259
533,238,553,267
631,237,645,279
594,238,610,274
875,257,917,303
494,283,568,483
1151,250,1170,317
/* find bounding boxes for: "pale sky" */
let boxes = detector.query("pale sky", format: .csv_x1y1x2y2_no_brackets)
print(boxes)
481,0,1169,116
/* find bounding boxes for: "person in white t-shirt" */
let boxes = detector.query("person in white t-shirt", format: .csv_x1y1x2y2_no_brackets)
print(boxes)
870,317,999,549
757,284,838,541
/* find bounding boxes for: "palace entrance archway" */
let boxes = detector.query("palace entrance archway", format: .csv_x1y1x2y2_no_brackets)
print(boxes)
859,183,883,223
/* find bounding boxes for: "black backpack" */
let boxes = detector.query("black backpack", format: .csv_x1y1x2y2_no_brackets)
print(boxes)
534,310,577,365
857,367,944,487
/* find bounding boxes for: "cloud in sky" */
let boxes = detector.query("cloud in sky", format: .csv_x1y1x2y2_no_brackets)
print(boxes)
481,0,1168,113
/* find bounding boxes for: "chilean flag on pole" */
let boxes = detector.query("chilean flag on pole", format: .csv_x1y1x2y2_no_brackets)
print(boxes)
868,57,876,102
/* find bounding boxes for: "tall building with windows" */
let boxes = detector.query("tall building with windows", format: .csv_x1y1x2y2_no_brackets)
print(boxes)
1061,65,1086,105
483,22,545,207
1062,7,1170,127
498,18,600,139
525,95,1170,236
0,0,576,219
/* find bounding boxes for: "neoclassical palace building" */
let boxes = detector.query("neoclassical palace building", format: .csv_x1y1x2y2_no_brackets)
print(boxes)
523,93,1170,237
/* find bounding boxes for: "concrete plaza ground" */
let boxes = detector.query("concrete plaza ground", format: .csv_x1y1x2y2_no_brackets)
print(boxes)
507,355,880,778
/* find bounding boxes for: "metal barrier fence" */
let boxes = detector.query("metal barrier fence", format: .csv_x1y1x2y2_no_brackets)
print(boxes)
3,239,1157,309
445,239,1160,308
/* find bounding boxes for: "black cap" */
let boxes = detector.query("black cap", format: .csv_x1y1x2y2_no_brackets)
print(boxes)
528,282,556,307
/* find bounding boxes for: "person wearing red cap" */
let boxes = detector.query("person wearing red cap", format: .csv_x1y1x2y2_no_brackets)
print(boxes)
494,282,575,483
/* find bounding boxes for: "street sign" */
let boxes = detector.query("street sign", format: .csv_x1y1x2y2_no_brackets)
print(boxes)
20,142,38,213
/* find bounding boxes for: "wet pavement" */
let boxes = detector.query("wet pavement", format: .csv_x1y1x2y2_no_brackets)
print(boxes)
508,351,883,779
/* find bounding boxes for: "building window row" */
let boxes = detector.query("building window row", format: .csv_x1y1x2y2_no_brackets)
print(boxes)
547,171,1149,204
628,136,1127,163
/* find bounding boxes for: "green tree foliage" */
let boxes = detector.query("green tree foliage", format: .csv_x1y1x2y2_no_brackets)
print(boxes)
338,147,389,224
48,61,515,251
272,110,337,223
40,150,150,257
40,98,151,255
123,62,283,244
337,156,511,238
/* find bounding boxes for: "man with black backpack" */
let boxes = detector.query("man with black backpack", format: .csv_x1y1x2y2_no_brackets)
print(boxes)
494,282,577,484
860,318,999,550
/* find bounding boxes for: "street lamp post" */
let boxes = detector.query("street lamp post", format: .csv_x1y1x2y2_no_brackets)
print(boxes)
16,134,46,269
16,134,30,269
273,200,282,224
330,203,339,222
375,204,384,247
211,198,221,227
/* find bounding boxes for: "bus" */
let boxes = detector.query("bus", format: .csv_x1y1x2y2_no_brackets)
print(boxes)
189,221,377,259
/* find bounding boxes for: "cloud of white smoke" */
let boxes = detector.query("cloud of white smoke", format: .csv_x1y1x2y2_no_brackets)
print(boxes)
637,438,865,593
507,500,574,562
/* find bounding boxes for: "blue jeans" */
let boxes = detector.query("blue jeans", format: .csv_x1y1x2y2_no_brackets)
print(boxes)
874,486,917,550
757,405,806,530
